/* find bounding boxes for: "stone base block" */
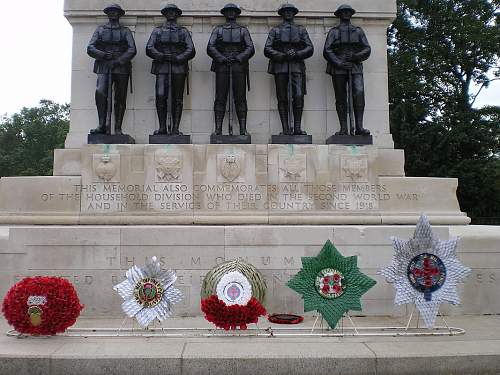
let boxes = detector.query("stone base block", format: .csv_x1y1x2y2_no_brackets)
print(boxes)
210,134,252,144
149,134,191,144
271,134,313,144
88,133,136,144
326,134,373,145
0,224,497,318
53,149,82,176
2,145,469,225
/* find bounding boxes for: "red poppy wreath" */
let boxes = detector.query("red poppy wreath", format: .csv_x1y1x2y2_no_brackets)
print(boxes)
200,260,267,330
2,276,83,335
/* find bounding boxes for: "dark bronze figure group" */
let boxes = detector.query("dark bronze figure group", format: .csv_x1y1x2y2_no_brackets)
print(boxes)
87,3,372,146
208,3,254,144
87,3,136,144
146,4,195,144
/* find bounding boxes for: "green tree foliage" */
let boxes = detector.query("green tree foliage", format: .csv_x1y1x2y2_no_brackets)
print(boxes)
389,0,500,224
0,100,69,177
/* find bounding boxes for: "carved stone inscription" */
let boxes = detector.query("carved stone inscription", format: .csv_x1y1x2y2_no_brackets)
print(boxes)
195,146,267,213
56,144,429,215
77,183,196,213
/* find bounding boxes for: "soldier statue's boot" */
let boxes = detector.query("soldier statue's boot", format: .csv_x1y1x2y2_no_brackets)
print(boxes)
154,103,168,135
91,92,108,134
114,104,126,135
214,111,225,135
293,99,306,135
277,102,291,135
354,109,370,136
236,111,248,136
171,105,184,135
335,104,349,136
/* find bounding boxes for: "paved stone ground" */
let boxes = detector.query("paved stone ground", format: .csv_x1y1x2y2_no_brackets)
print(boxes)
1,315,499,375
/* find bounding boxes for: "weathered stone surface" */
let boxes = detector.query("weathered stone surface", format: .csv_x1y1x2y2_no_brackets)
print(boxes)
0,224,498,317
1,145,469,224
53,149,82,176
193,144,268,223
0,176,81,214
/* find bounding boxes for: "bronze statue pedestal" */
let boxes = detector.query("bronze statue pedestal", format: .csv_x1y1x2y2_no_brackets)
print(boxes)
326,134,373,145
210,134,251,144
271,134,312,144
149,134,191,144
88,133,136,144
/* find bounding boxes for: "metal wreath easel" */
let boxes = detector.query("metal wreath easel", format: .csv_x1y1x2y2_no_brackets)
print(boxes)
6,305,464,338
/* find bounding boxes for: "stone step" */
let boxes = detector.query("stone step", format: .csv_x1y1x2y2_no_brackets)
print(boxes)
0,315,499,375
0,226,9,253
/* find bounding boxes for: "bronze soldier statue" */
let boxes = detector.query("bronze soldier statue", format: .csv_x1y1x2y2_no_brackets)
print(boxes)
207,3,255,142
87,4,136,143
324,4,372,142
146,4,195,142
264,3,314,142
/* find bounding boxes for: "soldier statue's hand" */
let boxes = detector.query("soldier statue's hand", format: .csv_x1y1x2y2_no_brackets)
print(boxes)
227,56,238,65
103,52,114,61
340,61,353,70
286,49,297,61
344,51,354,62
162,53,173,62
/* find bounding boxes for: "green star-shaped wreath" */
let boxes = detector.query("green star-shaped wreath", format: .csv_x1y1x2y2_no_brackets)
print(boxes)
287,240,376,329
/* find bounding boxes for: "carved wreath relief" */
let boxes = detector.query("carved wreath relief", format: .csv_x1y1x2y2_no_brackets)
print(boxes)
279,153,306,183
217,153,244,183
155,151,182,183
340,155,368,182
93,154,119,182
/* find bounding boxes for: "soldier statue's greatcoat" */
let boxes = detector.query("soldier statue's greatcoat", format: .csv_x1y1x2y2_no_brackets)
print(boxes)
207,3,255,136
264,4,314,136
87,4,137,135
146,4,195,136
324,4,371,136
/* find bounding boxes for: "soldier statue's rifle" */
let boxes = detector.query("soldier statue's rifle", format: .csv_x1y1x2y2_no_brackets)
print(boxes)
287,58,293,135
348,68,355,136
228,59,234,136
167,57,173,134
347,29,355,136
106,67,113,135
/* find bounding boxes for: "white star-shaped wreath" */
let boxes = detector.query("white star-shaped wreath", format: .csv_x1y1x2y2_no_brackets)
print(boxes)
380,214,471,328
114,256,182,327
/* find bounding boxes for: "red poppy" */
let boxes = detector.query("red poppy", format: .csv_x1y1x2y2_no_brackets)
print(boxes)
2,277,83,336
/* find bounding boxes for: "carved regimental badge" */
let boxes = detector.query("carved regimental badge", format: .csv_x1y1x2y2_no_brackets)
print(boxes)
279,153,306,182
94,154,119,182
340,155,368,182
155,151,182,183
219,154,242,182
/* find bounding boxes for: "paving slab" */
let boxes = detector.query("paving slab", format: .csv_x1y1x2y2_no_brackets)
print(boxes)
0,315,499,375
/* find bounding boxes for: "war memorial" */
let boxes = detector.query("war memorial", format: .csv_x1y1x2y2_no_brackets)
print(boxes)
0,0,499,374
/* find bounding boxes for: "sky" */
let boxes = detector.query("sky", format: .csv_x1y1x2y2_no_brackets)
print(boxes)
0,1,498,116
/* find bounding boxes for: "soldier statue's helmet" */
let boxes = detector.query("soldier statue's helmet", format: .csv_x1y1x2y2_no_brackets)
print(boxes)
334,4,356,17
220,3,242,16
277,3,299,16
103,3,125,16
161,4,182,16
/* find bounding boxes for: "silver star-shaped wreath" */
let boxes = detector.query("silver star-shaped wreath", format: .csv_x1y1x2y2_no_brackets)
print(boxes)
380,214,471,328
114,256,182,327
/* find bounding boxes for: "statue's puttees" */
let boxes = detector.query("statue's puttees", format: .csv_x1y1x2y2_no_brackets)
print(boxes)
146,4,195,143
324,4,372,143
264,3,314,143
87,4,137,143
207,3,255,143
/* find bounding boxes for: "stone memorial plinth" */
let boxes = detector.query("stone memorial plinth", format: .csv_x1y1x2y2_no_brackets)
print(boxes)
61,0,396,149
0,0,497,324
0,145,469,225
